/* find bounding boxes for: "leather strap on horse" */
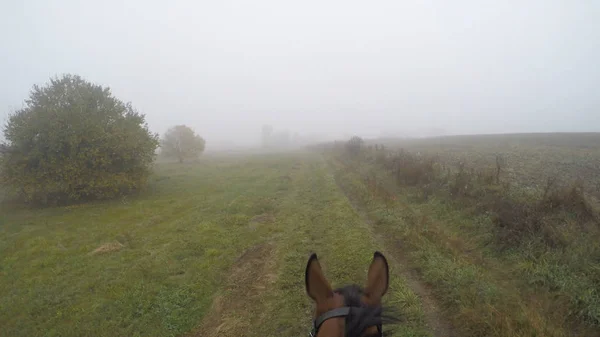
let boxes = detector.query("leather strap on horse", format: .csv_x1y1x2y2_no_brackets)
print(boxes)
313,307,352,332
310,307,383,337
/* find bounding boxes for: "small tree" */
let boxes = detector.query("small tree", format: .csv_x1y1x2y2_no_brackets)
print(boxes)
0,74,159,205
346,136,364,156
161,125,205,163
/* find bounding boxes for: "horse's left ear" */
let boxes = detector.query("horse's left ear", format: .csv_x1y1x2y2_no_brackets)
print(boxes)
305,253,333,301
365,251,389,302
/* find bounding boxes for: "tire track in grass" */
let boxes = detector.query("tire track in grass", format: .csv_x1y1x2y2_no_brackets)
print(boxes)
327,157,455,337
193,242,278,337
186,156,298,337
189,153,432,337
255,154,431,337
327,155,590,337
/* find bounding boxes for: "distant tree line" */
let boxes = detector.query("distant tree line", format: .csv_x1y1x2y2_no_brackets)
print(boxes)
261,124,303,149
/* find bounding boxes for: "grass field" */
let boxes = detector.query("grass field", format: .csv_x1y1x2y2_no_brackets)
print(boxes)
336,133,600,336
0,152,430,337
1,133,599,337
371,133,600,198
327,156,599,336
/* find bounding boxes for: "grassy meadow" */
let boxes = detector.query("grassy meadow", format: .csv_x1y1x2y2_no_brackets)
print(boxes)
1,133,599,337
371,133,600,198
0,152,429,337
330,133,600,336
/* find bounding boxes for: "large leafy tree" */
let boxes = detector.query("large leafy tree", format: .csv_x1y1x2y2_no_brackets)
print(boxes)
161,125,205,163
0,74,159,205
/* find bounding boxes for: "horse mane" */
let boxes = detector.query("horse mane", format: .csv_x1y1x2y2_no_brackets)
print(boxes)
334,285,400,337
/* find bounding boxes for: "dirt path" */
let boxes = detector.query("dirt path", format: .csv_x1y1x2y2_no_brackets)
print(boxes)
192,243,277,337
191,155,451,337
331,166,455,337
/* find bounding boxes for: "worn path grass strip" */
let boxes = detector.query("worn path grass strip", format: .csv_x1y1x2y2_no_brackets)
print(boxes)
241,154,432,337
326,157,454,337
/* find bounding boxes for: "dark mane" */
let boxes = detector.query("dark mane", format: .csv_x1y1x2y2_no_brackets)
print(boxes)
334,285,400,337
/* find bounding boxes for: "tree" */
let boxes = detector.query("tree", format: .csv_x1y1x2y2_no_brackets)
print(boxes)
346,136,364,156
0,74,159,205
160,125,205,163
261,124,273,148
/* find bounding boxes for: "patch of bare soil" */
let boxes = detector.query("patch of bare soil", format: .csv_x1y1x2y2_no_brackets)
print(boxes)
192,243,277,337
90,241,124,255
249,213,275,224
331,168,455,337
249,213,275,231
388,246,454,337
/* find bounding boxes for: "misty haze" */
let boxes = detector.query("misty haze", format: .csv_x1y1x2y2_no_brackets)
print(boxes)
3,1,599,148
1,1,600,337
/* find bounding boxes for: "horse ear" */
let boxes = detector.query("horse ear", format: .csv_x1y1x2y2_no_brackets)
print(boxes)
365,251,389,302
305,253,333,301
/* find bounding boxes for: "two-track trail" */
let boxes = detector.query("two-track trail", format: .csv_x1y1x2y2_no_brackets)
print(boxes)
193,153,452,337
327,158,454,337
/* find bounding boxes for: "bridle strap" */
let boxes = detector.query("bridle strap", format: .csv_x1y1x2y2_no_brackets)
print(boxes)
311,307,383,337
313,307,352,332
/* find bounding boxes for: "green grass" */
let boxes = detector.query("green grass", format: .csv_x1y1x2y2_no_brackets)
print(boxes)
254,156,429,337
0,153,431,337
326,152,600,337
1,155,289,336
8,141,595,337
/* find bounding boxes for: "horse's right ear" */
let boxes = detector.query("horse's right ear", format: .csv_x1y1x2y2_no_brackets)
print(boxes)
305,253,333,301
364,251,389,303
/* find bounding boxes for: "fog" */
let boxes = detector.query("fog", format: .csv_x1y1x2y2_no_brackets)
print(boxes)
2,0,599,148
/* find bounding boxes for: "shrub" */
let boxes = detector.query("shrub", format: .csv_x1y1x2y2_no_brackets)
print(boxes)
0,74,159,205
449,162,474,197
355,145,597,248
346,136,364,156
541,179,595,220
394,152,437,186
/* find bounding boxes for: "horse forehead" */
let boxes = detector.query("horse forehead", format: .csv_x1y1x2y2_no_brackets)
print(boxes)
335,285,367,305
316,292,346,315
336,285,384,307
332,292,346,306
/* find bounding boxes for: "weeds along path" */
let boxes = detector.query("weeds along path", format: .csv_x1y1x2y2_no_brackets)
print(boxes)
194,153,432,337
324,155,595,337
326,158,454,337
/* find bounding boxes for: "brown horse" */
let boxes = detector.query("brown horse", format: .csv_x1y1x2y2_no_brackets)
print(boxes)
305,252,398,337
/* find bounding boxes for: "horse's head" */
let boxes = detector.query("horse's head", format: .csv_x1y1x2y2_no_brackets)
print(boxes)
305,251,395,337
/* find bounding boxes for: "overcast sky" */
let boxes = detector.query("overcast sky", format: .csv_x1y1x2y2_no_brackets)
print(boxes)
1,0,599,146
